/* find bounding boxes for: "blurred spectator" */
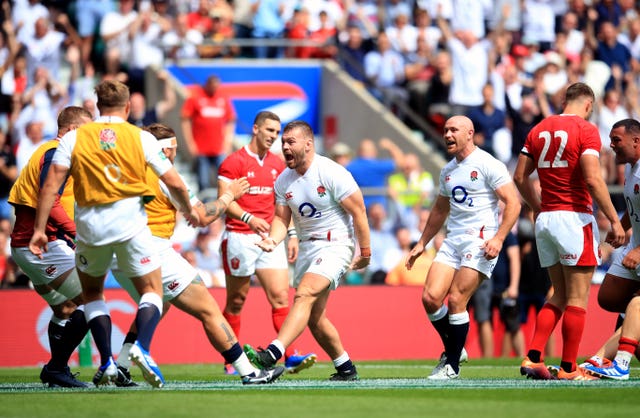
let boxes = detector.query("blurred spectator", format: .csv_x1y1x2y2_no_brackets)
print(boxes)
12,0,49,43
250,0,288,59
308,10,338,59
588,20,632,92
620,16,640,63
188,0,215,36
187,220,225,287
450,0,488,40
300,0,344,33
328,141,352,167
128,70,176,127
414,8,441,52
74,0,115,68
597,89,628,185
366,202,399,284
379,0,411,30
338,25,369,84
182,248,225,288
436,8,488,115
15,120,44,173
199,9,238,58
127,5,166,94
180,74,236,191
0,129,16,225
100,0,138,75
22,15,79,89
387,152,435,230
404,34,434,120
558,11,585,63
385,9,417,59
15,67,64,139
232,0,254,57
0,16,19,128
466,83,506,156
487,0,521,40
521,0,556,52
343,0,379,42
285,7,311,58
386,228,442,286
162,12,204,61
424,49,452,133
347,137,404,210
363,32,407,107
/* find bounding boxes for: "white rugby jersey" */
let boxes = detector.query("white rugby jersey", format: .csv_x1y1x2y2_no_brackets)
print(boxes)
275,155,359,242
624,162,640,248
439,147,512,235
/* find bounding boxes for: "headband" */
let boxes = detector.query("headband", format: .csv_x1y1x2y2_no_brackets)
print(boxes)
157,137,177,149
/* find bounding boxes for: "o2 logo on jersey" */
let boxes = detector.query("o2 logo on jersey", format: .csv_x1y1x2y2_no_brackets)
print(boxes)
451,186,474,207
298,202,322,218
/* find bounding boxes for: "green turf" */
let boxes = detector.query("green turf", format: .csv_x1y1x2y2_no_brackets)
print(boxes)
0,360,638,418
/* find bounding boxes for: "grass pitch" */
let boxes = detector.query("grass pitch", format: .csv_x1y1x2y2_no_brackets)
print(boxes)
0,359,638,418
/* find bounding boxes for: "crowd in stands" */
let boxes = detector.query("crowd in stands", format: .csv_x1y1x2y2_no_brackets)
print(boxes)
0,0,637,357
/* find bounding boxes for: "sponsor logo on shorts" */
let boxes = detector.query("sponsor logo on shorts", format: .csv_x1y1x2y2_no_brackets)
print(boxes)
167,280,180,291
140,257,151,265
445,175,450,182
315,257,322,264
560,253,577,260
464,253,472,260
45,265,57,276
231,257,240,269
285,192,293,200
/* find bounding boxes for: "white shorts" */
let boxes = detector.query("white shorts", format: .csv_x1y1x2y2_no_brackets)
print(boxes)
606,244,640,282
11,240,82,301
220,230,288,277
433,230,497,278
111,237,197,302
535,211,600,268
294,241,354,290
11,240,76,286
76,226,160,278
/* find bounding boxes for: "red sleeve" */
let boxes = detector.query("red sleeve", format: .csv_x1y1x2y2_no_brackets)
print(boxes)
581,122,602,153
49,195,76,236
218,152,240,180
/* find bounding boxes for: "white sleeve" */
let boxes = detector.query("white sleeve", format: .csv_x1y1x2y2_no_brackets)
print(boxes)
159,173,199,209
52,130,76,168
141,130,173,177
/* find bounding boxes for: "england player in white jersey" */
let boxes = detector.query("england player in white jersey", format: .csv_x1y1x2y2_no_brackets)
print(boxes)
243,120,371,381
406,115,521,379
583,119,640,380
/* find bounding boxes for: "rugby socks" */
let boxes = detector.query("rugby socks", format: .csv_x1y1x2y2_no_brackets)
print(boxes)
223,311,241,338
266,339,285,361
447,311,470,373
135,292,163,351
118,332,138,369
85,300,113,366
47,317,68,370
560,305,586,372
59,308,89,366
333,351,356,374
222,342,256,377
527,303,562,363
615,337,638,371
272,307,295,358
428,304,450,348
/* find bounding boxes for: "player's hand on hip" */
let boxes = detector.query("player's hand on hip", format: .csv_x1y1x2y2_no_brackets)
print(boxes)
28,231,49,260
228,177,250,200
